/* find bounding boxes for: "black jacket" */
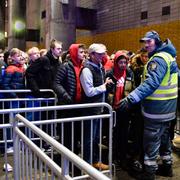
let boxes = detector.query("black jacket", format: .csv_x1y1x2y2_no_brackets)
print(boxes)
26,50,61,96
54,60,77,104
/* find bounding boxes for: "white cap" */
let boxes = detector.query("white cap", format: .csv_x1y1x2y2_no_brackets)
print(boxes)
88,43,107,54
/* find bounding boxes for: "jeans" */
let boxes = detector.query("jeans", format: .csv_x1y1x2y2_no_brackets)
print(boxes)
26,95,40,122
84,119,100,164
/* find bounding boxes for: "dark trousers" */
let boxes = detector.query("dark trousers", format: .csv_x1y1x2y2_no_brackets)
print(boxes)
128,103,144,161
57,109,82,154
144,119,172,173
113,110,130,162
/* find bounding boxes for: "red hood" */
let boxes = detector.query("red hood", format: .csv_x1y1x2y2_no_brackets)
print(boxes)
113,50,128,79
102,55,108,65
69,44,82,67
102,54,113,71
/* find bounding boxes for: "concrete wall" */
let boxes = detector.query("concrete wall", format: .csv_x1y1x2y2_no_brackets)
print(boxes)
26,0,40,50
44,0,76,50
0,1,5,48
8,0,26,50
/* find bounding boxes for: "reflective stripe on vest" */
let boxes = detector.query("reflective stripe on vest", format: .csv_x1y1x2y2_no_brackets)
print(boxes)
143,52,178,100
142,109,176,119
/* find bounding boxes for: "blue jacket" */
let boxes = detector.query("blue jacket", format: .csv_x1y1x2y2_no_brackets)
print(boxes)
2,64,25,98
129,39,178,121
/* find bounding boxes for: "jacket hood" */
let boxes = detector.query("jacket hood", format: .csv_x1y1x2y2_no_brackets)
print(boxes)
69,44,82,67
114,50,129,64
113,50,128,79
151,39,177,58
102,55,108,65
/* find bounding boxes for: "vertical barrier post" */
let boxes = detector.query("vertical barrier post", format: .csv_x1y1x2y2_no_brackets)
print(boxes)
109,110,114,179
61,156,69,176
13,113,20,180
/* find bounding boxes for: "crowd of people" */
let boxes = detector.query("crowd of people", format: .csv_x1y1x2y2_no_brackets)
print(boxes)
0,30,179,180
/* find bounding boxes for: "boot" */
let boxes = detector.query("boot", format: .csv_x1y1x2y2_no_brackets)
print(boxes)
156,164,173,177
128,160,143,178
135,165,155,180
135,171,155,180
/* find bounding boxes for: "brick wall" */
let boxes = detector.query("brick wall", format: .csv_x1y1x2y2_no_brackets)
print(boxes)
76,0,180,65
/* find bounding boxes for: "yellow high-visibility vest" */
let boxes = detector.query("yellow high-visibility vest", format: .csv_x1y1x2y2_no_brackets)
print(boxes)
143,52,178,100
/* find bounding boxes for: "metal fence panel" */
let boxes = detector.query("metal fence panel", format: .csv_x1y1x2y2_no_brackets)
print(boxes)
0,102,113,179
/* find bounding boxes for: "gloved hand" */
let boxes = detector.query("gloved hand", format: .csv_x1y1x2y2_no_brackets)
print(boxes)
116,96,135,112
62,94,73,104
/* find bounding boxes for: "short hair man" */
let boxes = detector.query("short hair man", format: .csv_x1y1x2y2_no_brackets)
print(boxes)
54,43,86,154
27,47,40,64
0,49,4,63
26,39,63,97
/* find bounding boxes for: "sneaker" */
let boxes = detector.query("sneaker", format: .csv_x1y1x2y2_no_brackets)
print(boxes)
128,160,143,179
3,163,13,172
131,160,143,173
6,147,14,154
93,162,109,170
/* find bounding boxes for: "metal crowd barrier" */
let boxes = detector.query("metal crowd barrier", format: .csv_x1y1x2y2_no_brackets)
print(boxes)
0,103,113,179
0,89,57,145
0,89,57,179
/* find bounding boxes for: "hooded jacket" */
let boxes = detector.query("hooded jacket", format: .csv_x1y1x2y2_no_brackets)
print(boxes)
128,39,178,121
54,44,83,104
101,55,113,72
106,51,134,107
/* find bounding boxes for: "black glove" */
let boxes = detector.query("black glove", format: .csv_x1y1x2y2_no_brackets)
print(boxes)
117,96,135,112
62,94,73,104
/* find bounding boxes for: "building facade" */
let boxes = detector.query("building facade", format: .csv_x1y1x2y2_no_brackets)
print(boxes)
0,0,180,64
77,0,180,65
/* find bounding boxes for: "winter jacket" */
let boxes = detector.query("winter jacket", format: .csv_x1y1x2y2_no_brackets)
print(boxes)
54,61,77,104
129,39,178,122
106,66,134,106
25,50,61,96
2,64,25,98
54,44,83,104
80,60,106,114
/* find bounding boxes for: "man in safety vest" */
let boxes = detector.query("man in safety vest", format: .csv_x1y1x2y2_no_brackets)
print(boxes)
117,31,178,180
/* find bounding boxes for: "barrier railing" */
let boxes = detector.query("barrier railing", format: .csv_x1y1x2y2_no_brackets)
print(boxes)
0,103,113,179
14,112,111,180
0,89,57,179
0,89,57,143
